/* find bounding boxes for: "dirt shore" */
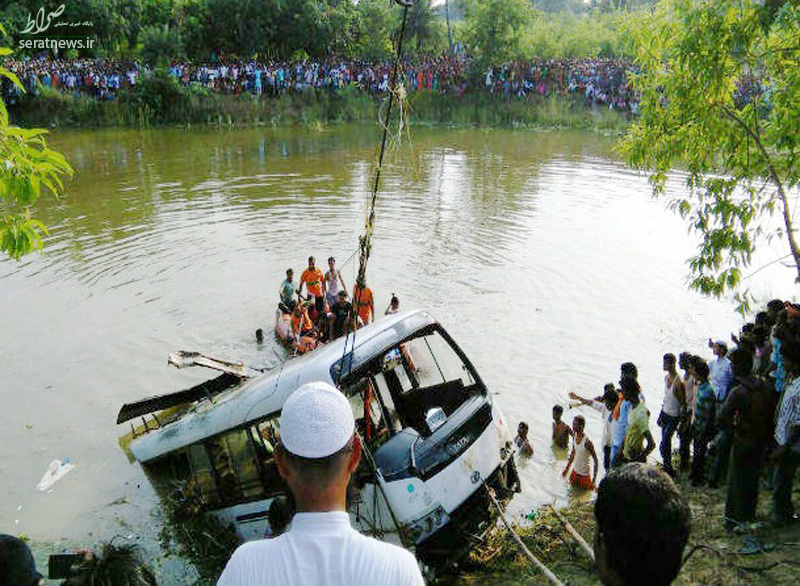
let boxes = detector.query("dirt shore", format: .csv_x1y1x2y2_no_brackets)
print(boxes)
451,476,800,585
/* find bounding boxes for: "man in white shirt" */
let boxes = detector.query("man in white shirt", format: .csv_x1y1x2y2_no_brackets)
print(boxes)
217,382,425,586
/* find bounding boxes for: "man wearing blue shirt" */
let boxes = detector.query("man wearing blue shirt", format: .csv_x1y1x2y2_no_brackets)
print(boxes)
708,340,734,401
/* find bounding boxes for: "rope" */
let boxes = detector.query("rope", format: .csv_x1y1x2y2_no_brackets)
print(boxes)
486,488,565,586
340,0,411,377
546,504,595,562
355,0,410,289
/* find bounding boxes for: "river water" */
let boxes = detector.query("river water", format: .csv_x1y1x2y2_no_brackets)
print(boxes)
0,125,795,578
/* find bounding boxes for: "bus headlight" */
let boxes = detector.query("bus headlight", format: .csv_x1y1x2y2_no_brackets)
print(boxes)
405,506,450,544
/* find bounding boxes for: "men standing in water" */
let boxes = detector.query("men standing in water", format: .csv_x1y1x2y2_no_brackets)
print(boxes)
658,353,685,477
352,278,374,327
552,405,573,450
298,256,326,317
562,415,598,489
218,382,425,586
514,422,534,457
385,294,400,315
570,385,617,470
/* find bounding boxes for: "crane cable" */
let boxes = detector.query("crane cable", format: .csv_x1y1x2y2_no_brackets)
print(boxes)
342,0,412,372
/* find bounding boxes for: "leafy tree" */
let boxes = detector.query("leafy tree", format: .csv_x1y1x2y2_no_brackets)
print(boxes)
621,0,800,308
352,0,394,61
320,0,360,58
141,23,182,64
0,32,73,260
461,0,533,65
403,0,443,54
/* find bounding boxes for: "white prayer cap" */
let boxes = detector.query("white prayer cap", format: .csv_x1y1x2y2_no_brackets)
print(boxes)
280,381,355,458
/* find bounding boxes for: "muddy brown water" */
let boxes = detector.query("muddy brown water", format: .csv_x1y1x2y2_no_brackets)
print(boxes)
0,125,793,580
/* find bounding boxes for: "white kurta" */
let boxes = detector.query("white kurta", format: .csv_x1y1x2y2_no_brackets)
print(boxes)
217,511,425,586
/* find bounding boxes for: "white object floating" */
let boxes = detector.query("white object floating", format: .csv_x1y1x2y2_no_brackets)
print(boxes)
36,459,75,491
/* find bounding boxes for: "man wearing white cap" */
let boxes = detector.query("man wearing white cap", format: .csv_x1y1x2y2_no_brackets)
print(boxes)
217,381,425,586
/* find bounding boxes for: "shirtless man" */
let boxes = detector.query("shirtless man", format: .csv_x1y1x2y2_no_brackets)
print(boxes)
552,405,573,450
515,422,534,457
562,415,598,489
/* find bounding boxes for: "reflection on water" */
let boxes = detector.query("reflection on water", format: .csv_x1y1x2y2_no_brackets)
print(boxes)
0,126,793,570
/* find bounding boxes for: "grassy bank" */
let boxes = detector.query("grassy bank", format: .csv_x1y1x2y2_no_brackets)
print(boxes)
9,84,629,133
455,479,800,585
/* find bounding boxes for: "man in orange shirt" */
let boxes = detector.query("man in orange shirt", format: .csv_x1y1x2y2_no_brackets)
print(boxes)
298,256,326,316
352,278,374,327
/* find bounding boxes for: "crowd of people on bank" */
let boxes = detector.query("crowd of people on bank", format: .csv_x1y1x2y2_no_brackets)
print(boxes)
561,298,800,534
1,54,641,112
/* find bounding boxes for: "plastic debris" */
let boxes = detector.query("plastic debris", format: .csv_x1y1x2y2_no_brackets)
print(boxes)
36,458,75,491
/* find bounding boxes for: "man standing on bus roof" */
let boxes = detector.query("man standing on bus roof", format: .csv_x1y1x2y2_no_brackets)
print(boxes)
352,277,374,327
298,256,326,316
217,382,424,586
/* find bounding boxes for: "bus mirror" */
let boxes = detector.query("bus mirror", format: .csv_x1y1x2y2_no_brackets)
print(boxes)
425,407,447,434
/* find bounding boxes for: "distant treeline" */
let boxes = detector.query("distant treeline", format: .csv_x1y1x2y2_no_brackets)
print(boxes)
0,0,654,63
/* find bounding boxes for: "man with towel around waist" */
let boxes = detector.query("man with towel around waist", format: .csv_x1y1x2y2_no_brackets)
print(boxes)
217,381,425,586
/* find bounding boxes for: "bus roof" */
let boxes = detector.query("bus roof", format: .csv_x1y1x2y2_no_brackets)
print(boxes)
130,310,437,462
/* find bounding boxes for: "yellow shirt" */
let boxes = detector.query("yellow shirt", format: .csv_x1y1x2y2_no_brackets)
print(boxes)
623,402,650,461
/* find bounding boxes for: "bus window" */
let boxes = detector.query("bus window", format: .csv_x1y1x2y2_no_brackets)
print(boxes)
377,331,479,434
252,418,286,497
404,332,475,389
187,443,221,509
344,377,395,447
206,429,265,504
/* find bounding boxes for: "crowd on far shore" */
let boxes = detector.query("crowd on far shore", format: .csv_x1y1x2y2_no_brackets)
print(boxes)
1,54,641,113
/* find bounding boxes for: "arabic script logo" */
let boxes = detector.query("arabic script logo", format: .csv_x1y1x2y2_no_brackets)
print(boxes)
21,4,66,35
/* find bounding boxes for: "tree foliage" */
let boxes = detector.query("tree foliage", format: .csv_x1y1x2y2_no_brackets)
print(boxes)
460,0,534,65
403,0,444,54
0,30,73,260
621,0,800,309
524,9,630,58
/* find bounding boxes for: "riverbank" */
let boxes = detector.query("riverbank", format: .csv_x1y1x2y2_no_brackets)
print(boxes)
9,86,630,133
454,478,800,585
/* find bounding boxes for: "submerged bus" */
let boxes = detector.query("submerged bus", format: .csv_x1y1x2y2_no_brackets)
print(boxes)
119,310,519,564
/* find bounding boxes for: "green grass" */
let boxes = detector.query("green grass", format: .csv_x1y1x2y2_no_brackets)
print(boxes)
10,87,630,134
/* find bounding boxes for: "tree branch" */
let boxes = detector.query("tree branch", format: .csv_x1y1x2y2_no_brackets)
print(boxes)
722,105,800,282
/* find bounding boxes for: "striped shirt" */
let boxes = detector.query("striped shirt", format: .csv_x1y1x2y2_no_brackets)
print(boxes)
775,377,800,447
693,381,716,438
